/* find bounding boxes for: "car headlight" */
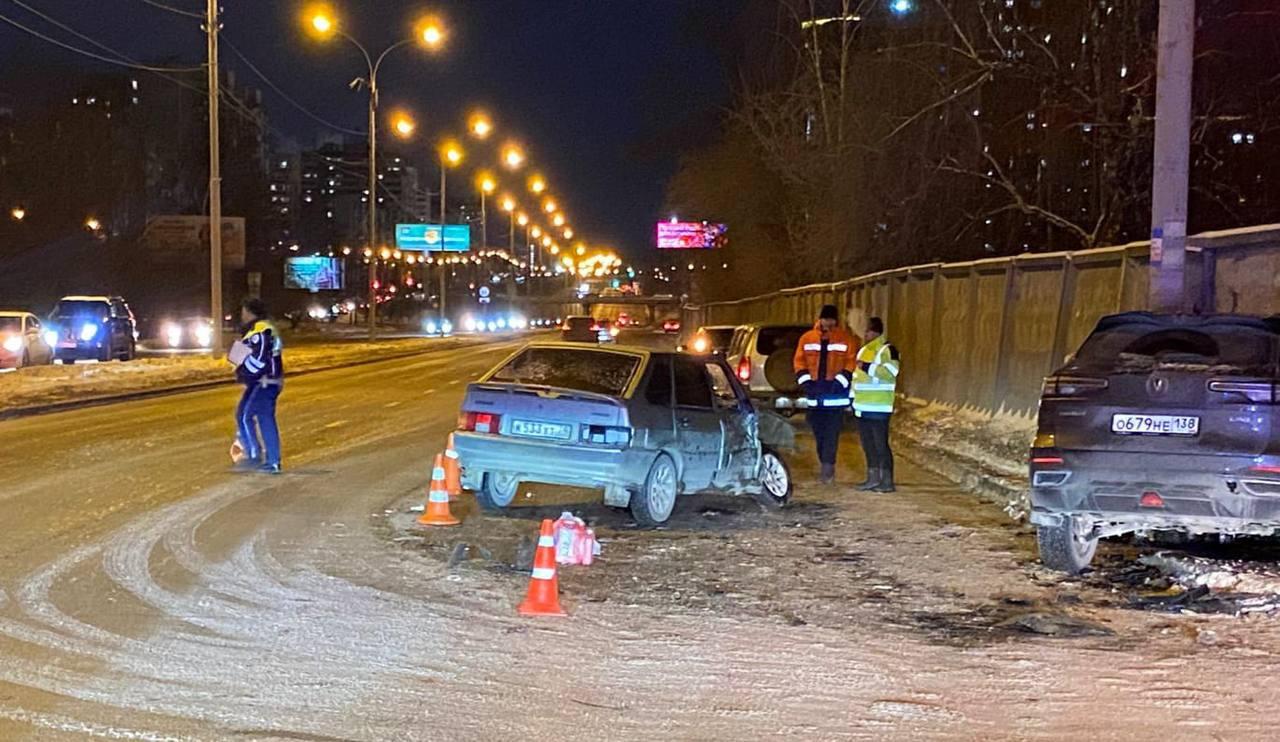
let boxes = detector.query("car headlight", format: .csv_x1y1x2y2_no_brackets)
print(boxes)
2,335,22,353
44,330,58,348
487,321,497,332
79,323,99,342
164,323,183,348
609,326,620,337
462,315,477,332
194,324,213,347
510,315,527,330
441,320,453,335
425,320,438,335
692,337,708,353
497,318,507,329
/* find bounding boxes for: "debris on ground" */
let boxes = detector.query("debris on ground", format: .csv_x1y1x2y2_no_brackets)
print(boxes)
998,612,1115,637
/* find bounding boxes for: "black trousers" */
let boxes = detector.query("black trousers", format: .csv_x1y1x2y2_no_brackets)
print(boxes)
858,414,893,471
807,408,844,466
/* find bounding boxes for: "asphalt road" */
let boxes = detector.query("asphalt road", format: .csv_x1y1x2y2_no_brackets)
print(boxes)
0,336,528,739
6,331,1280,740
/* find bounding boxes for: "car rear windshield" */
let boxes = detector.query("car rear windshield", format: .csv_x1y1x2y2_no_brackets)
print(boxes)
0,318,20,333
706,328,735,346
756,326,809,356
565,317,593,328
53,300,109,318
1075,323,1279,375
489,347,642,397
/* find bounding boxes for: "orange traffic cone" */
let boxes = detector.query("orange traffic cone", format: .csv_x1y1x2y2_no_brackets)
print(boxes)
417,453,460,527
517,519,568,617
443,433,463,501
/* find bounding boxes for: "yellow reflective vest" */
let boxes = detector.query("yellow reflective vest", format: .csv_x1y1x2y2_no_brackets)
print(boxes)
852,336,899,416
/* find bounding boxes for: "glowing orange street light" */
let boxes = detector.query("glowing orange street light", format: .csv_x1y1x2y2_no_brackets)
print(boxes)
415,16,446,50
531,226,543,239
543,198,557,213
502,143,525,170
552,213,566,227
576,244,586,256
85,216,101,231
501,196,517,212
528,174,547,194
517,212,529,227
305,5,336,37
468,111,493,139
542,235,553,247
391,112,416,138
562,228,574,240
9,206,25,222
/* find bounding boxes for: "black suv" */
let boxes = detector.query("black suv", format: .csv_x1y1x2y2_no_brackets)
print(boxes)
1031,312,1280,573
47,296,138,363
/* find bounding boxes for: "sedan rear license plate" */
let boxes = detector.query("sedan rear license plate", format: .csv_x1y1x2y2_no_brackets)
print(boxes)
510,419,572,440
1111,413,1199,436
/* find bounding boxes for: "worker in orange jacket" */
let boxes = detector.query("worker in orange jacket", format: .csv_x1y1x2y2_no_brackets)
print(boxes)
793,304,861,483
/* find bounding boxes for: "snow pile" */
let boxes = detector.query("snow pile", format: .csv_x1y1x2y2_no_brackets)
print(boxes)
0,336,469,413
892,398,1035,520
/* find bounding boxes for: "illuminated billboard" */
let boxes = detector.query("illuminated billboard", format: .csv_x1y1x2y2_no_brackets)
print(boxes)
395,223,472,251
656,221,726,249
284,257,344,291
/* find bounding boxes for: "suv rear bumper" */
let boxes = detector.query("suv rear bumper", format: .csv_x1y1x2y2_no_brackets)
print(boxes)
1030,450,1280,536
453,431,655,492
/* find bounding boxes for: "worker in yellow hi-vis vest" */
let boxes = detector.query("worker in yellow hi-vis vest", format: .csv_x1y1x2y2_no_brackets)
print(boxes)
852,316,900,492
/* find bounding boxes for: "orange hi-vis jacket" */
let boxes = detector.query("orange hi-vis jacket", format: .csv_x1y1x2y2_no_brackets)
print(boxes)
792,324,861,408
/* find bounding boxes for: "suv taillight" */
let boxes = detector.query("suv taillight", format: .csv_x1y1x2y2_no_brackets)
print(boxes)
737,356,752,382
1042,375,1108,396
458,411,501,434
1208,379,1280,404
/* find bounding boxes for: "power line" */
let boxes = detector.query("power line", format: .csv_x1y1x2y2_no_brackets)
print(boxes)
134,0,203,20
0,3,203,72
222,36,366,138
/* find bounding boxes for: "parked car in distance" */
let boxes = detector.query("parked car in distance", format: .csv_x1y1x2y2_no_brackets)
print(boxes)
1031,312,1280,573
0,311,54,369
46,296,137,363
452,342,793,526
685,325,737,355
149,316,215,350
661,318,681,334
724,323,812,415
561,316,617,344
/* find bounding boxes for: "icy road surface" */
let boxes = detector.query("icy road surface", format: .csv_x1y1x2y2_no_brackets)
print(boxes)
1,336,1279,740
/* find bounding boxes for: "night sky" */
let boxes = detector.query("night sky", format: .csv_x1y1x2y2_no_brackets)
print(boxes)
0,0,743,262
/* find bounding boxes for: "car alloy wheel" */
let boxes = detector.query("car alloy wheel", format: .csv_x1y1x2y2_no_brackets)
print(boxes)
753,447,792,510
632,454,678,526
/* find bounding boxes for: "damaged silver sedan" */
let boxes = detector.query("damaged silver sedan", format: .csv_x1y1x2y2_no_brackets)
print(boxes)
453,342,793,525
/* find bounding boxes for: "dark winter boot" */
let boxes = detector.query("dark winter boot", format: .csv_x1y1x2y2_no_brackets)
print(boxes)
856,467,882,491
820,463,835,484
872,464,896,493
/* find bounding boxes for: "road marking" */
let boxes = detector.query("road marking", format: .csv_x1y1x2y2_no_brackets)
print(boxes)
424,388,437,395
324,420,346,429
385,401,402,408
447,380,460,386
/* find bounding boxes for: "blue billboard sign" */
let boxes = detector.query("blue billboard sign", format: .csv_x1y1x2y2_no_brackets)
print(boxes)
395,223,472,251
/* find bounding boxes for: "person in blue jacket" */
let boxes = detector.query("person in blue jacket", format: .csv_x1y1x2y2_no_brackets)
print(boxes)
234,298,284,474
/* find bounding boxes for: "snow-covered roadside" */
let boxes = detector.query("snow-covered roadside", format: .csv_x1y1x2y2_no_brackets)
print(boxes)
892,398,1035,520
0,335,483,414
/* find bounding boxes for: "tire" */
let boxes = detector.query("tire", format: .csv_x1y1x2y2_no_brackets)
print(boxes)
764,349,800,393
123,340,136,361
631,453,679,527
98,340,112,363
19,351,29,369
1037,517,1099,574
475,472,520,512
751,446,793,510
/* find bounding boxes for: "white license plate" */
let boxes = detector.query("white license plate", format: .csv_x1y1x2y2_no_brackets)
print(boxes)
1111,413,1200,436
510,419,572,440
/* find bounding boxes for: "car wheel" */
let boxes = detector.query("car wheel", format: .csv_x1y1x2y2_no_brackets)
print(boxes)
124,340,136,361
752,446,792,510
1037,516,1098,574
631,453,678,527
98,341,112,363
475,472,520,512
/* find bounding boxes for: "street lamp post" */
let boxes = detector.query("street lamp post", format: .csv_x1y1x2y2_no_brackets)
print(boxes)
437,140,463,323
306,8,444,338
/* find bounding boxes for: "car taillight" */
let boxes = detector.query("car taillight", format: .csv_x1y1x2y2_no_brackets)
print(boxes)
1042,375,1108,396
737,356,752,382
591,323,601,331
1208,379,1280,404
580,424,632,446
458,411,501,434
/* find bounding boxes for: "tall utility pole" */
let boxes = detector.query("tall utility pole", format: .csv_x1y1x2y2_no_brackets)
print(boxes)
367,79,379,338
438,167,447,323
206,0,223,353
1149,0,1195,313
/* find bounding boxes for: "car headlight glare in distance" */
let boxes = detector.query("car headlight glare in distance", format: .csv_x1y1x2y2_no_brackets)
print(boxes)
2,335,22,353
425,320,438,335
441,320,453,335
164,323,183,348
194,324,213,347
79,323,99,342
44,330,58,348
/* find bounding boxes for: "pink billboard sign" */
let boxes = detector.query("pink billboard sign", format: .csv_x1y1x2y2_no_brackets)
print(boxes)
656,221,726,249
